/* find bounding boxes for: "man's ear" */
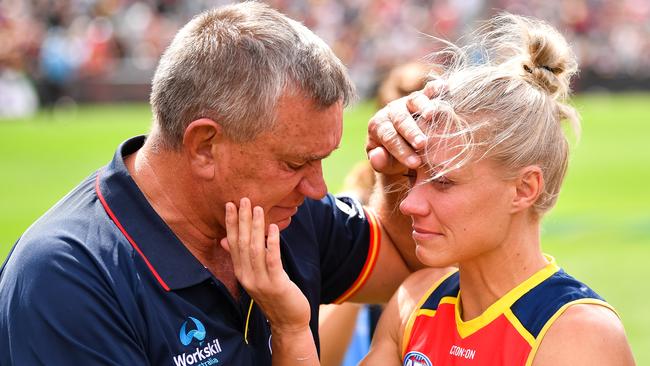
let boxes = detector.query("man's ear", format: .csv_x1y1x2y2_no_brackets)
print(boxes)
182,118,223,180
511,165,543,213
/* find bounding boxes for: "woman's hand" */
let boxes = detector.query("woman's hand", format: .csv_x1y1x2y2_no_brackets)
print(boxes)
221,198,318,365
221,198,310,332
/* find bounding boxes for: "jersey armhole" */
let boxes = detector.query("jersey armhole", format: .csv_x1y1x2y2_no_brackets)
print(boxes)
525,299,617,366
332,208,381,304
401,269,459,357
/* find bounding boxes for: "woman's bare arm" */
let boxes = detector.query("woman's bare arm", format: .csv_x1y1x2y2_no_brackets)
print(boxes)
533,304,635,366
360,267,455,365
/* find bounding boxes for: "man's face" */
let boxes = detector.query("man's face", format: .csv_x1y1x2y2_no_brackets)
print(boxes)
212,92,343,231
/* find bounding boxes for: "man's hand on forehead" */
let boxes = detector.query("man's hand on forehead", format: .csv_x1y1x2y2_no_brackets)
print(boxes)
366,80,447,175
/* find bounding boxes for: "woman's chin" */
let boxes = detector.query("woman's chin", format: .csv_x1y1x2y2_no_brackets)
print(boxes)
415,244,454,268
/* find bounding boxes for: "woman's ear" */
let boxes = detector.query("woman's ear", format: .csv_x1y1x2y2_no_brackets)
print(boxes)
182,118,223,180
511,165,543,213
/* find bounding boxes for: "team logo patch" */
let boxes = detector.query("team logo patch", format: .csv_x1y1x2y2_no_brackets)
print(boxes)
403,351,433,366
173,316,222,366
179,316,206,346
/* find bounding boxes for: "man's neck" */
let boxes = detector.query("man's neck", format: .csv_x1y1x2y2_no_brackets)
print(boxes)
125,144,240,299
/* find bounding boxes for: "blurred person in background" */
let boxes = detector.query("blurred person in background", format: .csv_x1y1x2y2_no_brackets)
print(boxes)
0,2,40,118
35,3,78,107
223,13,635,366
0,2,432,364
3,0,649,108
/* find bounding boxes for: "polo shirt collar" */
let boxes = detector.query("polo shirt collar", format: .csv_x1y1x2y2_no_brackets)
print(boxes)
95,135,211,291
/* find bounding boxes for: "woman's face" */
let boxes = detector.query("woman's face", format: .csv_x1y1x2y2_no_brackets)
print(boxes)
399,147,518,267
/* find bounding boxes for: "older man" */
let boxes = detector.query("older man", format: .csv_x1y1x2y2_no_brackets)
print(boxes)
0,2,429,365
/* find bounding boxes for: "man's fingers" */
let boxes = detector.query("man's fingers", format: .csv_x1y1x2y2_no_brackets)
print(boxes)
367,94,430,171
422,79,447,99
405,91,431,118
367,147,390,172
401,92,431,146
366,79,451,175
372,102,421,169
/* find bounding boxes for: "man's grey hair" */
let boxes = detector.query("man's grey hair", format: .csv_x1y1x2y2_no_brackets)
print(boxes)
150,1,356,149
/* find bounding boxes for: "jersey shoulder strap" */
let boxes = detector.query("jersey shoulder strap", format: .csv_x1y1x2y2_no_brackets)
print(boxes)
511,268,609,338
401,270,459,356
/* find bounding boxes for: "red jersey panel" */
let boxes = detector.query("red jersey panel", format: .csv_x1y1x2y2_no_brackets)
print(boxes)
406,302,531,365
402,257,614,366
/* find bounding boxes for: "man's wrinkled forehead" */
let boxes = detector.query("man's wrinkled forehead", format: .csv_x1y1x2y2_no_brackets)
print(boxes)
271,96,342,151
272,126,341,160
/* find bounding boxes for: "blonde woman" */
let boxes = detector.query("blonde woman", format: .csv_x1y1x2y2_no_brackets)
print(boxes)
223,13,635,365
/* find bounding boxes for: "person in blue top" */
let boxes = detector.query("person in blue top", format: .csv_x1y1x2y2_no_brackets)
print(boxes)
0,2,436,364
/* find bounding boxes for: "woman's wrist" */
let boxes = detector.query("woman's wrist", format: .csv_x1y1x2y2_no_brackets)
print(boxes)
270,322,313,339
270,326,318,365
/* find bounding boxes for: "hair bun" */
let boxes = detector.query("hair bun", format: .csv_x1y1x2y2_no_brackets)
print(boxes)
520,19,577,98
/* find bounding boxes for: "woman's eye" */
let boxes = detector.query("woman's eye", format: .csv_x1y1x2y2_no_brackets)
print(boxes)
432,176,454,190
403,169,417,186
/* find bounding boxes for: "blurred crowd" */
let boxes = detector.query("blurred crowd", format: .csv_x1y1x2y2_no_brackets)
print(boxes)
1,0,649,117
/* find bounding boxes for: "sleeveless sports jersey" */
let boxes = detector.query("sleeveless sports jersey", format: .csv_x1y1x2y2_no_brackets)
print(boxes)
402,257,615,366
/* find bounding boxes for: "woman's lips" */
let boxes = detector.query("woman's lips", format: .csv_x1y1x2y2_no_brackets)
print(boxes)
412,226,443,241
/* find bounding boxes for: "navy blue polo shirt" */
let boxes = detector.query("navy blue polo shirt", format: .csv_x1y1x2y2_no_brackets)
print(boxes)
0,136,380,365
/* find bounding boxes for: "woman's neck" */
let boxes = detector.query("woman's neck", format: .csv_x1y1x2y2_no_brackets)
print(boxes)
457,219,547,321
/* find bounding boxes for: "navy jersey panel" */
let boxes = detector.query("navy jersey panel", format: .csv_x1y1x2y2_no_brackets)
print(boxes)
421,271,460,311
0,174,153,365
278,193,373,350
511,269,606,338
0,135,373,365
282,194,371,305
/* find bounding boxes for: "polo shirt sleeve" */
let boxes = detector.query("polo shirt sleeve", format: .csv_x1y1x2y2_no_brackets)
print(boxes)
315,194,381,304
0,236,148,365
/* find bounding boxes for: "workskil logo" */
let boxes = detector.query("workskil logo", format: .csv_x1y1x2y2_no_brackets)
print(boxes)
173,316,222,366
180,317,206,346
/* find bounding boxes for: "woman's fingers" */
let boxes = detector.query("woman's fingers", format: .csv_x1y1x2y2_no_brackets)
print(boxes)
250,205,270,281
224,201,241,274
237,198,254,278
223,201,310,331
266,223,284,281
224,199,281,288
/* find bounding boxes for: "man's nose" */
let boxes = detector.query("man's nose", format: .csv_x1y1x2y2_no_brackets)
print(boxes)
297,161,328,200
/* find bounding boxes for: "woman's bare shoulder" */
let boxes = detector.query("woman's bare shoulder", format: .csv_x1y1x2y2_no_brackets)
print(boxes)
395,267,457,329
533,303,635,366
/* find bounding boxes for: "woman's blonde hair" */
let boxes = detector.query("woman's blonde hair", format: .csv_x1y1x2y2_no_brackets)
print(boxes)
423,13,580,215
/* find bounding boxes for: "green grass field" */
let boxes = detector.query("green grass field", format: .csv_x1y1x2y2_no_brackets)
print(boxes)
1,94,649,363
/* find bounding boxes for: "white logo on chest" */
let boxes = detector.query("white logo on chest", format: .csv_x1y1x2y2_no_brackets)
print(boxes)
449,345,476,360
